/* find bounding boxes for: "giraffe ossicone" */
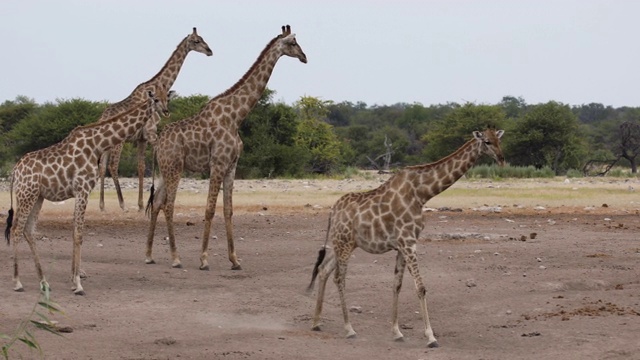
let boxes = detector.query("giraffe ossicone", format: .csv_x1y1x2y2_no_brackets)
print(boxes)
98,27,213,212
5,89,169,295
307,128,505,348
145,25,307,271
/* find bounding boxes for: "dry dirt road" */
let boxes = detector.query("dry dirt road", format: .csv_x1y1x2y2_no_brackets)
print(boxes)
1,177,639,359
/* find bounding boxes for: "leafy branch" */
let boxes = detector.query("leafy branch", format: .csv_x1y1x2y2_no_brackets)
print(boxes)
1,281,64,359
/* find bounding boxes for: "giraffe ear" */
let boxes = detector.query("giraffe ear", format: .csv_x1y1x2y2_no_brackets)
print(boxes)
473,131,484,140
496,130,504,139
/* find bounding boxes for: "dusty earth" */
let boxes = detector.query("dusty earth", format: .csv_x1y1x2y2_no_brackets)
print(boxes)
1,176,639,360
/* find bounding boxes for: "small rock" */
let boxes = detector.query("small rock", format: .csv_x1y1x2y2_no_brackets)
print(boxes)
530,232,537,239
465,279,477,288
349,306,363,313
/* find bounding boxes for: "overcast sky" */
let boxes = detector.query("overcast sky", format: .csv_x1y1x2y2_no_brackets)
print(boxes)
2,1,639,108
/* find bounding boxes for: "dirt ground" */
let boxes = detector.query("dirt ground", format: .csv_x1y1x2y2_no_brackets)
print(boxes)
1,177,639,360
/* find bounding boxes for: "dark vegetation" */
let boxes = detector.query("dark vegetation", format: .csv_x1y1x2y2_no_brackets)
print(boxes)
1,91,639,178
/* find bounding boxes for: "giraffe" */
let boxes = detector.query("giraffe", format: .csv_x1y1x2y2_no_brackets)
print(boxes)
5,88,169,295
98,27,212,212
307,129,505,348
145,25,307,271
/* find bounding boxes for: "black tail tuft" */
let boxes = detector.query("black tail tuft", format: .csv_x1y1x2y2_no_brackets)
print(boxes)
307,247,327,292
5,208,14,245
145,184,155,217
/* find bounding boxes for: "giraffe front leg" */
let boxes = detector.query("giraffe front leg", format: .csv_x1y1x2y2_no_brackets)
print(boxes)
199,175,222,271
402,244,439,348
70,195,89,295
391,251,407,341
222,171,241,270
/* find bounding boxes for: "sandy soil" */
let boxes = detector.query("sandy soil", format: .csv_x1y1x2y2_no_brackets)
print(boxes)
1,176,639,360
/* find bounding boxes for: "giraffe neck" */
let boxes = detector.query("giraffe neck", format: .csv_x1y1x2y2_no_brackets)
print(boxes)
207,36,282,127
410,139,483,206
147,35,191,91
74,100,153,154
99,36,189,121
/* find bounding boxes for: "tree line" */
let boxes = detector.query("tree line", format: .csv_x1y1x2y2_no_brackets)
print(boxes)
1,91,639,178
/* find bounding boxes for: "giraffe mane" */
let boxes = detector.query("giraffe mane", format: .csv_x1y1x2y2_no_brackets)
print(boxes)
145,34,190,85
208,34,284,102
69,100,147,137
420,137,477,169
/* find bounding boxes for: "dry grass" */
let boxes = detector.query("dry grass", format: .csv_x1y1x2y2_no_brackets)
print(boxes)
1,176,638,219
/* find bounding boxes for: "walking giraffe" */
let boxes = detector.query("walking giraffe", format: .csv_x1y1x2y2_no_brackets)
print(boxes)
5,89,169,295
145,25,307,270
307,129,505,348
98,27,212,212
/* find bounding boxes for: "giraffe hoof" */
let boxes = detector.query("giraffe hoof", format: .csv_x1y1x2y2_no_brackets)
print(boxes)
172,263,183,269
427,340,440,348
145,259,156,265
311,325,322,332
346,332,357,339
74,290,86,296
13,287,25,292
394,336,405,342
199,265,210,271
231,264,242,270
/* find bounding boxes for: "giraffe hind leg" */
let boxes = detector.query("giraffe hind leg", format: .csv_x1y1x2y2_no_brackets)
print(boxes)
311,251,336,331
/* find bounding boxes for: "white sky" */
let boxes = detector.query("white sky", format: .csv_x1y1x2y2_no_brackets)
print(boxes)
2,0,639,108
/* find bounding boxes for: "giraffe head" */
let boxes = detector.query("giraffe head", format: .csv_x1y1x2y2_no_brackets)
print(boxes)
473,129,505,166
143,86,170,144
276,25,307,64
186,27,213,56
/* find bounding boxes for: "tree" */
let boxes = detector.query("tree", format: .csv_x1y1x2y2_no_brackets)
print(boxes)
0,96,39,169
6,98,105,160
499,96,527,119
238,89,306,178
617,121,640,173
507,101,587,174
294,96,345,174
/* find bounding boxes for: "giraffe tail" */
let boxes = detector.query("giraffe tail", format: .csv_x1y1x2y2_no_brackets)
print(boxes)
145,178,165,217
145,185,155,217
5,208,13,245
5,169,14,245
307,247,326,293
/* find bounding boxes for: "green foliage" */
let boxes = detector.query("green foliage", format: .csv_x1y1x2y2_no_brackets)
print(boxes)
3,91,640,179
293,96,345,174
422,103,506,162
506,101,587,175
6,98,105,160
1,282,63,359
237,90,308,178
